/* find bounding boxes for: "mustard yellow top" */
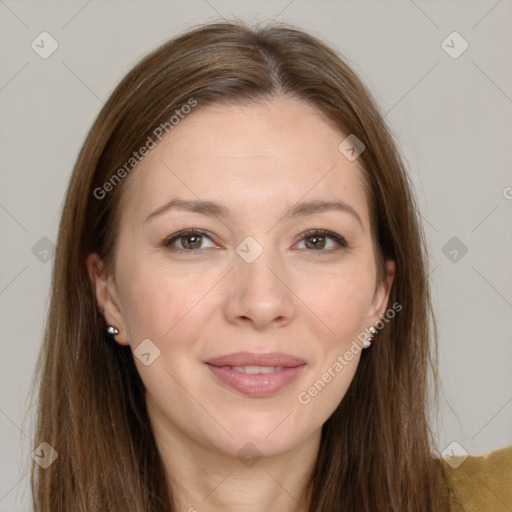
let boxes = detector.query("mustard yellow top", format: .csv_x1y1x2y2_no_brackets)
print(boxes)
443,445,512,511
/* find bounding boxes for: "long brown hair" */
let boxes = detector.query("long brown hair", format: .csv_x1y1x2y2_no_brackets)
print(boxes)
30,21,456,511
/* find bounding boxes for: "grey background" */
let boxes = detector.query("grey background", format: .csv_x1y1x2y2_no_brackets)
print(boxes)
1,1,511,510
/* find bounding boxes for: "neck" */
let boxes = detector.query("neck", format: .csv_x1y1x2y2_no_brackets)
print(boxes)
148,402,320,512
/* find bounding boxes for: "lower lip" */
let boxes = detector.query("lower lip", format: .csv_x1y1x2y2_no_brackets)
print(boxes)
205,364,306,398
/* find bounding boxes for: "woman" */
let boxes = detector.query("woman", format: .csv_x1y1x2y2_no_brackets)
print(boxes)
30,21,511,511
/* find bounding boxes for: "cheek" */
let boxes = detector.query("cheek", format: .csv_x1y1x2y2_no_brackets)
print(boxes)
116,256,204,342
298,263,375,344
294,267,373,418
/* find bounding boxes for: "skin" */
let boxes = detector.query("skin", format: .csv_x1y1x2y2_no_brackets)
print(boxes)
87,96,395,512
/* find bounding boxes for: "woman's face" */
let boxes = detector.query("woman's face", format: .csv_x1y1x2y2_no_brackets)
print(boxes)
89,96,394,459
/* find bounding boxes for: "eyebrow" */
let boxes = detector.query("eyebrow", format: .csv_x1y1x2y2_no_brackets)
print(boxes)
144,198,364,229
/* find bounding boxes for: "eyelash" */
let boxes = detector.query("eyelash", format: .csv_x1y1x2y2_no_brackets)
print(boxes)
163,228,348,255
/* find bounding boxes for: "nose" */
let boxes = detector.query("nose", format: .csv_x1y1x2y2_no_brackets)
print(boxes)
222,245,296,331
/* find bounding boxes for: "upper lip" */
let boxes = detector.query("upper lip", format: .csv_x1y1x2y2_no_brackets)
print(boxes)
205,352,306,368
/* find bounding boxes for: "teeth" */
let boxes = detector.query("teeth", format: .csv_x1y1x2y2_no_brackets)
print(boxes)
231,366,284,374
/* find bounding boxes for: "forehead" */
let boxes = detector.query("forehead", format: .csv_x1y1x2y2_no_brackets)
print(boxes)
119,96,370,226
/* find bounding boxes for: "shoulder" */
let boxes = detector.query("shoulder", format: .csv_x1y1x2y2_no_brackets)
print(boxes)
441,445,512,511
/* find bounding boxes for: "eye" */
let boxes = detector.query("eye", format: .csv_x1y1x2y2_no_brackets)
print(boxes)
163,228,348,254
294,229,348,253
163,229,218,252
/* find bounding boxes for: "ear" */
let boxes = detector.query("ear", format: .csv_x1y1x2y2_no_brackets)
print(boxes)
365,259,396,327
86,253,130,346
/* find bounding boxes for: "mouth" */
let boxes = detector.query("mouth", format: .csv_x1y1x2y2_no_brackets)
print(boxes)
204,352,307,398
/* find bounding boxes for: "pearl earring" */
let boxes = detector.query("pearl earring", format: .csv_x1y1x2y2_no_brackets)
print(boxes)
362,326,378,349
107,326,119,335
